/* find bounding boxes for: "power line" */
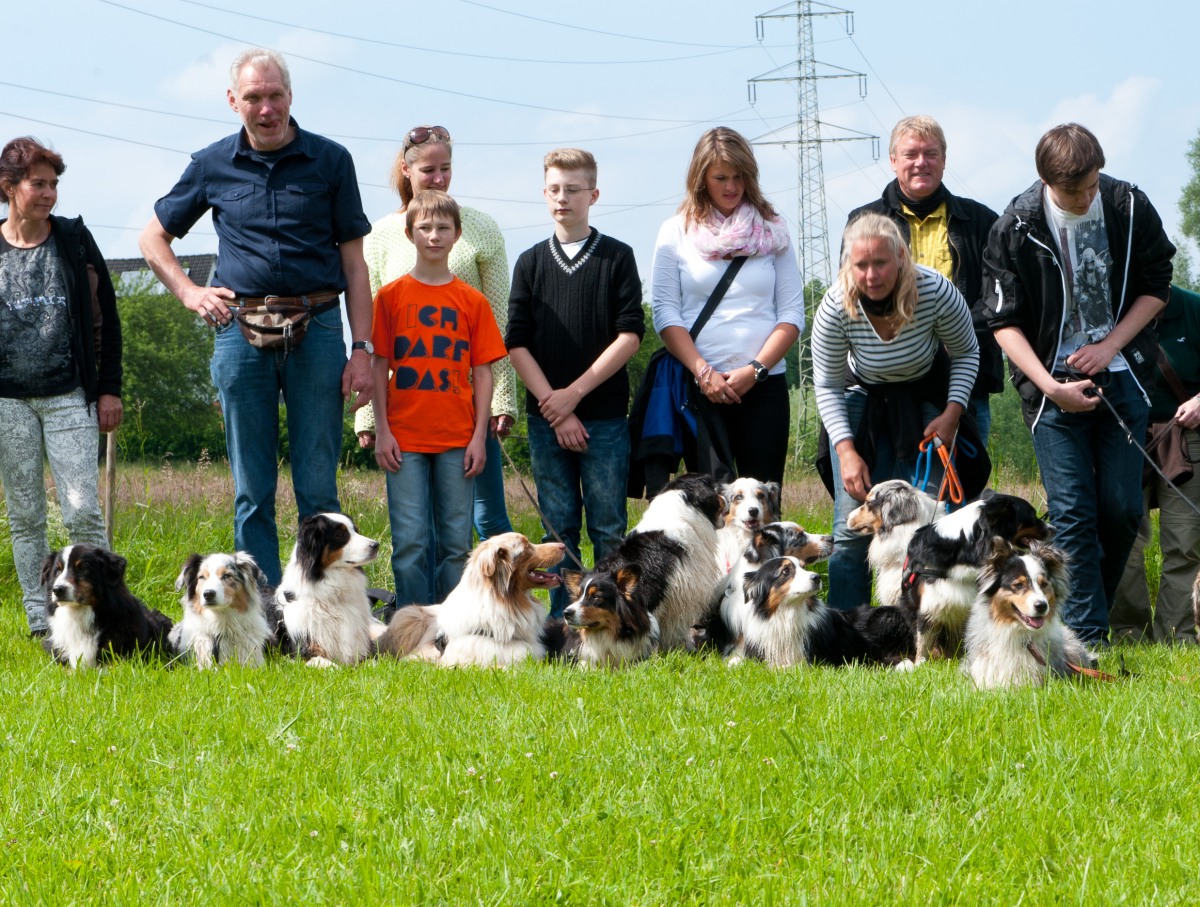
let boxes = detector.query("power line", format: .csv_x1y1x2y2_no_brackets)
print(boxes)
99,0,720,125
457,0,748,49
0,80,776,149
175,0,768,65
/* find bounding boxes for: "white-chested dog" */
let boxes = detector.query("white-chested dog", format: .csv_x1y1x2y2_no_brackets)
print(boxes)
628,473,726,650
377,532,564,667
847,479,943,607
171,552,278,668
716,477,781,573
276,513,384,667
963,539,1094,689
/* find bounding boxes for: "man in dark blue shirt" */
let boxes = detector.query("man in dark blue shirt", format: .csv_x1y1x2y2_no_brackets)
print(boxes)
139,47,373,585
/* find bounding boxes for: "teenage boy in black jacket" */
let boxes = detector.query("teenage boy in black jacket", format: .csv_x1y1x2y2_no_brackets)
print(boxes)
983,123,1175,649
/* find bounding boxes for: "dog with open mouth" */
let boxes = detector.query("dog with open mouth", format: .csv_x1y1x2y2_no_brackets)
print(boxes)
963,538,1094,689
377,532,564,667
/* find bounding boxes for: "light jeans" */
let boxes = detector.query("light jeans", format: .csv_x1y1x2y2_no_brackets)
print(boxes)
209,306,347,586
385,448,474,605
0,389,108,633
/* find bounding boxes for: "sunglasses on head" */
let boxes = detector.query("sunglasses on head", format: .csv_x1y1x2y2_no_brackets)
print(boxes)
405,125,450,149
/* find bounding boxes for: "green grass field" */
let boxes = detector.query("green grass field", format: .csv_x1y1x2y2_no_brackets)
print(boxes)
1,461,1196,906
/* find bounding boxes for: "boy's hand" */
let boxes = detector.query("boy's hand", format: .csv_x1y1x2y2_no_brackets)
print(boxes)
464,437,487,478
374,433,402,473
1066,341,1117,377
554,414,589,452
538,387,582,427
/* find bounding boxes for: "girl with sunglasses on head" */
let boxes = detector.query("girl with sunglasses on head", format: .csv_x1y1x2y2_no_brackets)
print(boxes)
357,126,516,598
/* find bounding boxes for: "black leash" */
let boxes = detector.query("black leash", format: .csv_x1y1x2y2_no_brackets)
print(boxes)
498,435,585,570
1078,377,1200,519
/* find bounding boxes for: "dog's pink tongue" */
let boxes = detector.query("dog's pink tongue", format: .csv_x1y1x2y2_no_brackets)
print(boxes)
1027,616,1045,629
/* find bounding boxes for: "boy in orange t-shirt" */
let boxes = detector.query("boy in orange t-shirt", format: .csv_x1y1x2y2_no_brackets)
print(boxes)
371,190,507,604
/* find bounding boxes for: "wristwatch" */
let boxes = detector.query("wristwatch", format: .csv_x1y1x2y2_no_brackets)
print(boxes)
750,359,769,383
351,340,374,356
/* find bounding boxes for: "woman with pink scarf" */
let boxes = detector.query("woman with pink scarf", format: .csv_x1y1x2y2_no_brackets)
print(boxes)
650,127,804,485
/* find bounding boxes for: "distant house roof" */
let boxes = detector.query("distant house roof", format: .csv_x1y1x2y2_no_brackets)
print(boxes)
107,254,217,292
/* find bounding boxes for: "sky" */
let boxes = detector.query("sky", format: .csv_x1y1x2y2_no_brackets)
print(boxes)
6,0,1198,288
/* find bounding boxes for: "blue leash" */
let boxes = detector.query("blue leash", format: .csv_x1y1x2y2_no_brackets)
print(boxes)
911,436,977,496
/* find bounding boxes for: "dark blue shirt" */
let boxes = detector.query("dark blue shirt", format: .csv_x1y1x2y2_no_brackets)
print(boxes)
153,119,371,296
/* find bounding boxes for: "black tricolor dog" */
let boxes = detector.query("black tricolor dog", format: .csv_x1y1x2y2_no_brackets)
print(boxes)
41,544,174,669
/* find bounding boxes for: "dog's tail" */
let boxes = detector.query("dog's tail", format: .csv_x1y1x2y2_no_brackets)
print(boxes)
375,605,439,659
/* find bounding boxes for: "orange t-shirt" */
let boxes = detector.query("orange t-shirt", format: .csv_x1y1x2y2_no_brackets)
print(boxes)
371,274,507,453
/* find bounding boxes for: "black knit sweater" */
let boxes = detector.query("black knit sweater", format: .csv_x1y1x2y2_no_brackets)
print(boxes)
506,229,646,420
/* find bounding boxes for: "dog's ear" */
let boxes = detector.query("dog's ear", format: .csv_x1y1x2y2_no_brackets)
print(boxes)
176,554,203,595
615,565,640,598
765,482,782,520
614,568,651,636
988,536,1013,563
978,536,1013,596
98,548,129,589
40,551,61,589
234,552,268,593
474,540,503,578
296,516,327,581
561,570,583,599
476,541,516,589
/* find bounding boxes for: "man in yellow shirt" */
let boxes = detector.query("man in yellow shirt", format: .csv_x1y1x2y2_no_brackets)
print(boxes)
847,115,1000,442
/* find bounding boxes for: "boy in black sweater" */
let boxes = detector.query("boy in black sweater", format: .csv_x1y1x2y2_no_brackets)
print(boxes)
506,148,645,616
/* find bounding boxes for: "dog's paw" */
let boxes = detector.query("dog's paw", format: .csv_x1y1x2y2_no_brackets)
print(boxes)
894,658,917,673
305,655,337,668
725,654,744,668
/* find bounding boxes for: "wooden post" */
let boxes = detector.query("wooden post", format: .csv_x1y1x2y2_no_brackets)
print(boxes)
104,429,117,548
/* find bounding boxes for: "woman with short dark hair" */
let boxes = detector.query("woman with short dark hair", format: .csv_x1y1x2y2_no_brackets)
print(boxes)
0,136,122,636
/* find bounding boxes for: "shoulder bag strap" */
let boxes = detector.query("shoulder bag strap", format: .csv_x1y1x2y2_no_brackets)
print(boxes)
688,256,747,340
1156,344,1192,404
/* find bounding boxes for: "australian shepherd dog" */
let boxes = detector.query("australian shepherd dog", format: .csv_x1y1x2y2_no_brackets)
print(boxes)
171,552,281,668
716,477,781,573
694,522,834,656
737,556,913,667
898,490,1054,667
847,479,943,607
41,544,174,669
626,472,726,650
275,513,385,667
543,545,663,668
377,532,564,667
963,539,1094,689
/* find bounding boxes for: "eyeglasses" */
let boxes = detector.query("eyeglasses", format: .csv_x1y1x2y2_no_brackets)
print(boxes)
404,126,451,149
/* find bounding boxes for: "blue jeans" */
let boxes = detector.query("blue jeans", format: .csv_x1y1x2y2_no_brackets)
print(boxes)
386,447,474,605
528,414,630,617
210,305,347,585
1032,369,1148,645
968,393,992,450
474,433,513,540
827,390,945,610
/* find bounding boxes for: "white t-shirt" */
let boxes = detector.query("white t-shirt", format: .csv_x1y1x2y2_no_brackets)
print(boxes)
1044,188,1126,372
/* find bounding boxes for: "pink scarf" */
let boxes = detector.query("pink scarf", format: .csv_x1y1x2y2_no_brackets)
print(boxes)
687,202,791,261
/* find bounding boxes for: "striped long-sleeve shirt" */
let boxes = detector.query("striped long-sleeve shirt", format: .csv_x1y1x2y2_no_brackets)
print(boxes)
812,265,979,446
